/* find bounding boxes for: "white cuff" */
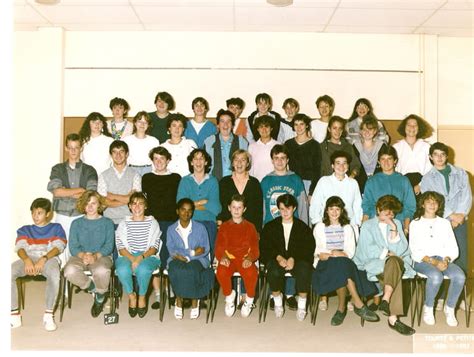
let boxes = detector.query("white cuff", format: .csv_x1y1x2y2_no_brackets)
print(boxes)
379,248,388,260
190,249,195,257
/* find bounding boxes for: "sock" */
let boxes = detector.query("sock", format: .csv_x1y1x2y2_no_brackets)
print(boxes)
87,280,96,293
11,309,20,315
245,296,254,305
286,294,293,299
274,294,283,307
298,297,307,310
388,316,397,325
95,292,105,303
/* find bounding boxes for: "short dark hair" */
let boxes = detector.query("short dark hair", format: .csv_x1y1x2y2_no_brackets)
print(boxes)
167,113,188,130
65,133,81,146
109,97,130,117
292,113,311,131
109,140,129,155
282,98,299,110
187,148,212,174
276,193,298,210
128,191,148,210
30,198,52,213
255,93,272,106
270,144,289,159
315,95,335,109
322,196,350,226
377,145,398,162
148,146,172,161
154,91,176,111
413,191,445,220
226,97,245,109
216,109,235,126
177,197,195,211
429,142,449,156
132,111,153,134
230,193,247,208
397,114,432,139
376,195,403,215
254,115,274,130
192,97,209,111
330,150,352,165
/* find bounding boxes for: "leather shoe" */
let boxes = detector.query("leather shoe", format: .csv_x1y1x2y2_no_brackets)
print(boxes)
91,299,105,318
331,309,347,326
137,305,148,318
379,300,390,316
151,301,160,310
286,296,297,311
128,307,137,318
368,303,379,311
388,319,416,336
354,305,380,322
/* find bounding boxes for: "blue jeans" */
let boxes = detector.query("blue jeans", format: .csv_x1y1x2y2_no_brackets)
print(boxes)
453,222,467,273
414,256,465,308
115,253,160,296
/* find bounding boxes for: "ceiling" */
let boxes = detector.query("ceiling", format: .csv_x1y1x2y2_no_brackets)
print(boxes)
13,0,474,37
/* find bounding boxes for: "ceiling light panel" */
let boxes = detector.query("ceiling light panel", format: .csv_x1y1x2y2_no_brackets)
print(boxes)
331,8,433,27
422,9,474,27
33,5,139,24
338,0,446,10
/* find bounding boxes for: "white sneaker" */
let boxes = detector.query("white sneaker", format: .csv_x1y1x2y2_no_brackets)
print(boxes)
190,307,200,320
444,306,458,327
11,314,22,329
174,306,183,320
274,305,284,318
347,301,354,312
241,298,254,318
459,300,473,312
435,298,444,311
296,308,306,321
423,305,435,326
224,290,236,317
319,300,328,311
43,313,57,332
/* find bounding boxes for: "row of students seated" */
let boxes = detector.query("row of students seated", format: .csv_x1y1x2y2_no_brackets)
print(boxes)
83,92,433,196
11,189,466,337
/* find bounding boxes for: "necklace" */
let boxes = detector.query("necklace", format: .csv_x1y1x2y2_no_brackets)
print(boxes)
111,120,127,139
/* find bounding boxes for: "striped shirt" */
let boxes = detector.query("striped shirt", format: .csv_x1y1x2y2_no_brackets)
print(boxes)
324,224,345,251
116,219,160,254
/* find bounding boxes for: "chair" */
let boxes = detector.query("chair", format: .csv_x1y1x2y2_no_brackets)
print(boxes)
59,268,115,322
159,266,218,323
16,273,64,316
258,267,311,323
414,272,471,327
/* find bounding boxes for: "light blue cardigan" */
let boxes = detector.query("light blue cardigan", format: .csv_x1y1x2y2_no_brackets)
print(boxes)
353,217,415,281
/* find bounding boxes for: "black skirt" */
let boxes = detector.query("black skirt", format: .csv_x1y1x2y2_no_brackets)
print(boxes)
168,260,215,299
312,257,377,297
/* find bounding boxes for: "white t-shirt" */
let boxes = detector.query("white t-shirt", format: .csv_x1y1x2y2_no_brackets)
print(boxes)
123,135,160,166
81,134,114,175
161,137,197,177
190,120,206,135
282,221,293,250
310,119,328,143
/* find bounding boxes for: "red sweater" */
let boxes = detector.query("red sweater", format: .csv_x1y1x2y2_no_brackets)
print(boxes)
215,219,259,262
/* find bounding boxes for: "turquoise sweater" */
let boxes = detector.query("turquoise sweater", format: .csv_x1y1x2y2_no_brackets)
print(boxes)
361,172,416,221
69,216,115,257
177,174,221,222
353,217,415,281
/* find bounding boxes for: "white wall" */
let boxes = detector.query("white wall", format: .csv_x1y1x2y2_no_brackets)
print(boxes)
12,30,473,244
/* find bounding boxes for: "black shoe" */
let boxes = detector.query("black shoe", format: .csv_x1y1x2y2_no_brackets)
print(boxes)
151,301,160,310
137,305,148,318
286,296,298,311
379,300,390,316
169,296,176,306
354,305,380,322
368,302,379,311
331,310,347,326
91,299,105,318
269,297,275,311
128,307,137,318
200,299,207,309
388,319,416,336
